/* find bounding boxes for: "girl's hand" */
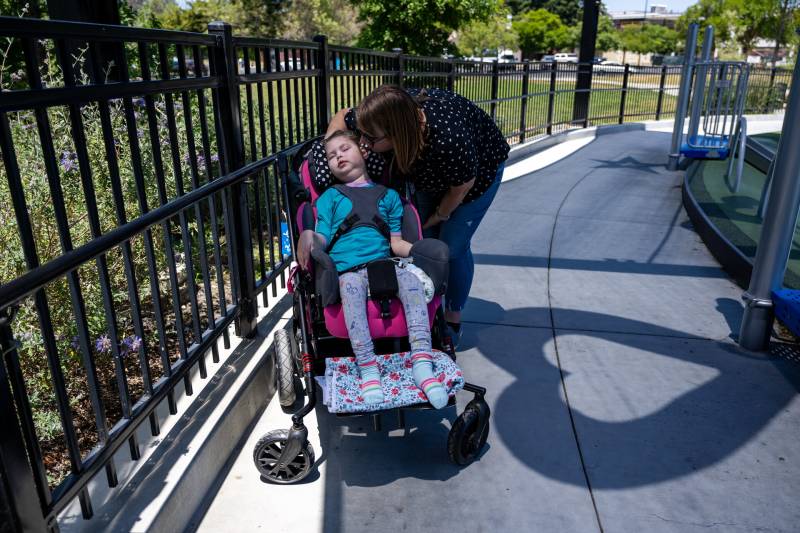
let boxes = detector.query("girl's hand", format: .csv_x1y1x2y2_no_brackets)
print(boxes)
296,230,317,269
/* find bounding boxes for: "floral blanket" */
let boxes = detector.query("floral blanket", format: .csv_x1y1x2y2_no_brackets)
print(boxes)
320,349,464,413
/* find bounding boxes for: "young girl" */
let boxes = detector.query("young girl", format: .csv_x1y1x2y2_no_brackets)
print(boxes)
296,130,448,409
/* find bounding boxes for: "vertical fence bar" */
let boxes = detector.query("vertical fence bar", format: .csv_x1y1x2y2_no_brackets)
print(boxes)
546,63,557,135
519,60,530,143
394,49,404,88
619,64,630,124
764,67,777,113
447,59,455,92
209,21,257,338
313,35,331,133
656,64,667,120
490,60,499,121
0,309,49,533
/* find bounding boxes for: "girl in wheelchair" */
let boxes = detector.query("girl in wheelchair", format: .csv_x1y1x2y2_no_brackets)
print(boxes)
296,130,448,409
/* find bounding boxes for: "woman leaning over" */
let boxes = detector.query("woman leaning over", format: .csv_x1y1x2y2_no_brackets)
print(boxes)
313,85,510,345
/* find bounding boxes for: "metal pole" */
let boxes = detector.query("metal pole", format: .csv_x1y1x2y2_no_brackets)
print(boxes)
739,58,800,351
668,23,699,170
686,26,714,144
0,308,49,533
572,0,600,125
208,21,257,338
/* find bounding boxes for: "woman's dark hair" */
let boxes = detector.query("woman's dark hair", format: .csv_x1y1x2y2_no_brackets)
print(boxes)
356,85,427,175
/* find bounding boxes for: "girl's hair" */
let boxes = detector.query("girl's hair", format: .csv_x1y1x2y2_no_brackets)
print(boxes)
323,129,360,147
356,85,427,176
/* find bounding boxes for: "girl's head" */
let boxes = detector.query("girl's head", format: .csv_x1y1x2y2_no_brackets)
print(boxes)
324,130,368,183
356,85,426,175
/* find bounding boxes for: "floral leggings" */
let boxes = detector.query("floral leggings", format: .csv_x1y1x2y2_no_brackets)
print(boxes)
339,265,431,367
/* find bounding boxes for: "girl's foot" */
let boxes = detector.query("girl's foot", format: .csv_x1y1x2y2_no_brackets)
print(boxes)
359,359,384,404
410,351,448,409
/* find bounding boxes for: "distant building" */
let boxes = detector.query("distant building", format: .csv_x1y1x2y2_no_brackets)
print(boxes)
609,5,681,29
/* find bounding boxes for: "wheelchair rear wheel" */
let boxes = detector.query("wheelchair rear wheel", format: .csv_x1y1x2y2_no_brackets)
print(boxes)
274,329,299,407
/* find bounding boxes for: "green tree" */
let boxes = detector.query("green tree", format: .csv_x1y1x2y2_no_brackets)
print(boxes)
457,11,519,56
282,0,362,45
156,0,288,37
352,0,497,56
542,0,581,26
568,14,620,53
512,8,571,57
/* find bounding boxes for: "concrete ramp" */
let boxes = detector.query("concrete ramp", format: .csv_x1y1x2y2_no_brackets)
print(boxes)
196,128,800,533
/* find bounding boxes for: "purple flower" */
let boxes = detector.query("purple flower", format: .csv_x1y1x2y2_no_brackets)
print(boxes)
60,151,75,172
95,334,112,354
71,335,80,349
132,97,146,107
210,154,219,163
123,335,142,353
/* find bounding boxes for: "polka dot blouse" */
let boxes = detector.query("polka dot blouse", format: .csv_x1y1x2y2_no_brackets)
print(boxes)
310,88,510,204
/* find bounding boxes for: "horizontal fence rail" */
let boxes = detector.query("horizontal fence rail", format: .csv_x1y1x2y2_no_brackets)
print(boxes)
0,14,793,532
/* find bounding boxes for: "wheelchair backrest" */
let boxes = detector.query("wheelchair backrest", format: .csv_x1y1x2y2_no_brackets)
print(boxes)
293,151,423,244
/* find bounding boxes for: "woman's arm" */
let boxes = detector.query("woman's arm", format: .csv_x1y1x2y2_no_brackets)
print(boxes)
326,108,351,137
422,178,475,229
390,235,413,257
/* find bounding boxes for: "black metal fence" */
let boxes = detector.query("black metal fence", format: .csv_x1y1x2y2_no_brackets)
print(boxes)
0,15,793,532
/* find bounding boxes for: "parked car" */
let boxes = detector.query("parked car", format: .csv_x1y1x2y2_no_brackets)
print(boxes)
554,53,578,63
595,61,636,74
538,54,556,70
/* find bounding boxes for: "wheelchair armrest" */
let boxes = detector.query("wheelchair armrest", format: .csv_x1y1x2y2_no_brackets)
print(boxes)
410,238,449,295
311,247,340,307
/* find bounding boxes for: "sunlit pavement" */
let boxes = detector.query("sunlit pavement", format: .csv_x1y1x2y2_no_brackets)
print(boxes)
197,128,800,533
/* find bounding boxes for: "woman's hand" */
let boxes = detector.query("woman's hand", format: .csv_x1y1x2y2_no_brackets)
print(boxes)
422,211,446,230
296,229,320,270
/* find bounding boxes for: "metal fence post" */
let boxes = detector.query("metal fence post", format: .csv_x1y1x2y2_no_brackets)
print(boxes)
313,35,331,133
447,58,455,92
519,60,530,143
490,60,499,121
656,64,667,120
208,21,257,338
393,48,404,88
764,67,777,114
0,308,49,533
547,62,557,135
618,64,630,124
668,23,699,170
739,59,800,351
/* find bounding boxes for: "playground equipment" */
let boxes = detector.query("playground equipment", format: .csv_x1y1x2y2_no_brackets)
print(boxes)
739,58,800,351
668,24,751,193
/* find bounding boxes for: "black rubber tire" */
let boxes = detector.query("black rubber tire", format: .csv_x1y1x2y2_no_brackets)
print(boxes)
274,329,297,407
447,406,490,465
252,429,315,484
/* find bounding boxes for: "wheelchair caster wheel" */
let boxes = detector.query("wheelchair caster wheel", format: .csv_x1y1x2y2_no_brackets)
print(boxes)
447,402,490,465
274,329,300,407
253,429,315,484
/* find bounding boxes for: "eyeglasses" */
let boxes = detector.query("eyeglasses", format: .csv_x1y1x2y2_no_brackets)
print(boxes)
359,130,386,144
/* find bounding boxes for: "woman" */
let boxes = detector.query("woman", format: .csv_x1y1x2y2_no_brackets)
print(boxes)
311,85,509,345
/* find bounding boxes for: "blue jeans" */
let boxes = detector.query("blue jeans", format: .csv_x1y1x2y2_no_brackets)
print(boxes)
415,163,504,313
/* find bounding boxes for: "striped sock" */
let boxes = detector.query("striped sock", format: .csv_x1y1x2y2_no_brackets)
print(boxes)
410,351,448,409
358,357,384,405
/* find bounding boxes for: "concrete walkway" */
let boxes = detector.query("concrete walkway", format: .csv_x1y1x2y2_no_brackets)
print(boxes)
195,128,800,533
